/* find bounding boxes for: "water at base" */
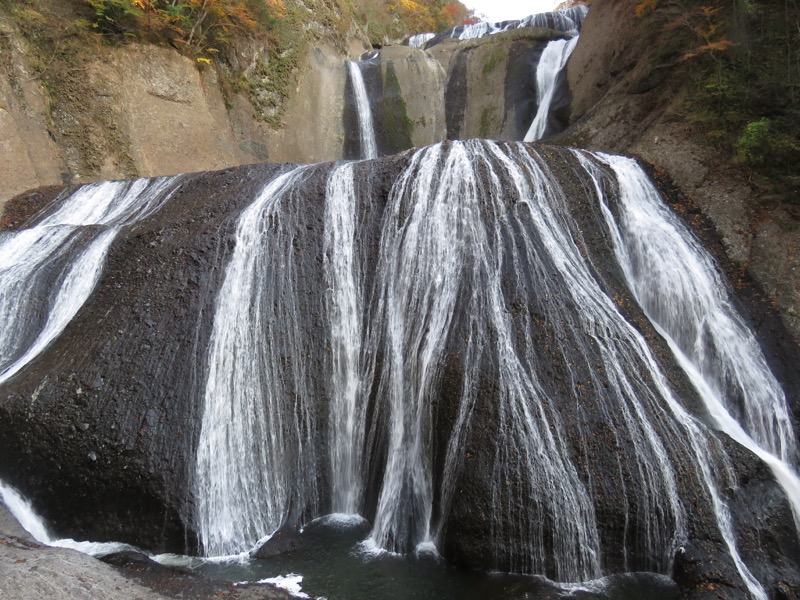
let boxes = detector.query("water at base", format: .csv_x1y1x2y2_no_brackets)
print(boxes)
0,482,677,600
0,479,140,556
189,516,678,600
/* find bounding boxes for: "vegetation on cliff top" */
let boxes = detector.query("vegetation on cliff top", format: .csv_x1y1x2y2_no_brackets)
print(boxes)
637,0,799,206
77,0,473,52
0,0,473,132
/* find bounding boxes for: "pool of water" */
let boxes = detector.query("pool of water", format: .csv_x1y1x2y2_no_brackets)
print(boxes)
0,482,678,600
168,515,679,600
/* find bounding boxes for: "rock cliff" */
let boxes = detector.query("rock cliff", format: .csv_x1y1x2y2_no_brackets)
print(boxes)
561,0,800,342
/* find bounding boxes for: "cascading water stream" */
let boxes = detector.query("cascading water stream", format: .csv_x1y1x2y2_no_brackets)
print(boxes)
0,178,179,386
141,141,792,598
408,33,436,49
189,141,787,596
523,36,579,142
449,6,588,42
0,479,142,556
577,151,800,532
325,163,366,515
195,166,321,557
347,61,379,160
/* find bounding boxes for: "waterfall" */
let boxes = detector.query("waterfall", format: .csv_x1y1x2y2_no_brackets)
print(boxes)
578,151,800,530
515,7,588,35
325,163,366,515
0,178,179,386
456,21,494,39
195,166,321,557
407,33,435,49
419,7,587,51
186,141,789,593
453,7,587,41
574,151,799,599
0,137,789,595
347,61,379,160
523,36,579,142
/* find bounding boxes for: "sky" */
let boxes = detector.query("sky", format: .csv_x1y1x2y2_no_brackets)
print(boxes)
462,0,560,22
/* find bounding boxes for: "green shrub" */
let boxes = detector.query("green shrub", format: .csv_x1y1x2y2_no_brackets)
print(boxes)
736,119,771,166
84,0,142,34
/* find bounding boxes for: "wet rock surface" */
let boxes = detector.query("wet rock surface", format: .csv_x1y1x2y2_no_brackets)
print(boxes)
0,505,289,600
561,0,800,344
0,146,797,599
252,526,305,559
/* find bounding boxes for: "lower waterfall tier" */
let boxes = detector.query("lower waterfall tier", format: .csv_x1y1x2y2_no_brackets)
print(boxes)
0,142,798,598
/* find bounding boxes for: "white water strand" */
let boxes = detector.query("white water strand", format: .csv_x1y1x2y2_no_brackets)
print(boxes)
325,163,366,515
195,167,319,557
0,479,140,556
347,61,379,160
453,7,588,41
408,33,435,49
0,178,178,385
515,8,586,35
366,140,688,580
481,142,688,576
589,154,796,462
523,36,579,143
582,153,800,526
358,141,718,580
365,143,458,555
575,151,774,599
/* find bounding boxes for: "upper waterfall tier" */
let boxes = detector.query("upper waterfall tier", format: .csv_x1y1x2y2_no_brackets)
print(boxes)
411,6,589,51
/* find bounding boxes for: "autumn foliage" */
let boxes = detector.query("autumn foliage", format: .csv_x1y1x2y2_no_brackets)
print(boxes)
388,0,473,32
633,0,800,196
83,0,285,53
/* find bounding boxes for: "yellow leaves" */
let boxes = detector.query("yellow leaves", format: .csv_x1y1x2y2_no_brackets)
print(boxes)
397,0,426,11
389,0,437,32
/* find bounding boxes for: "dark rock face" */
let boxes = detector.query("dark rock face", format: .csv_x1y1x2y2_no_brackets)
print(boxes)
0,144,798,600
432,29,569,141
503,41,548,140
342,56,416,159
0,163,288,553
251,526,304,559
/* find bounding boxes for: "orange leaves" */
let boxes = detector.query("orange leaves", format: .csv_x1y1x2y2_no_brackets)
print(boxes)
636,0,736,63
634,0,658,18
264,0,285,17
681,38,737,61
135,0,283,52
441,0,473,27
389,0,473,32
699,4,722,18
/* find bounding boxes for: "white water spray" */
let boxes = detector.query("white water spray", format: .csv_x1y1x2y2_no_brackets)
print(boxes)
195,167,320,557
0,479,141,556
0,178,179,386
347,61,379,160
576,151,783,599
325,163,366,515
524,36,579,142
